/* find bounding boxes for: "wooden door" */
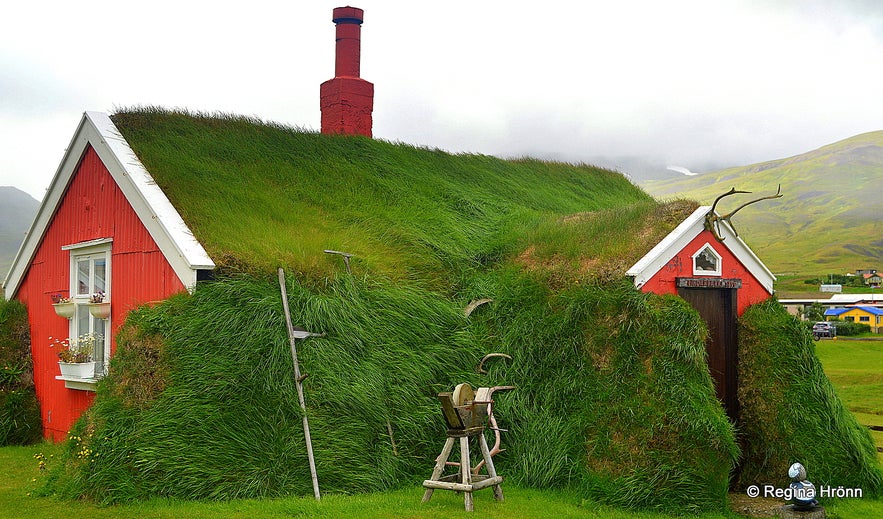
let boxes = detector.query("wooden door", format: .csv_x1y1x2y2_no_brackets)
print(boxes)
677,287,739,423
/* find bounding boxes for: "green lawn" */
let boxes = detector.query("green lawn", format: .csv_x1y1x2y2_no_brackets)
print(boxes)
3,442,735,519
816,339,883,464
816,339,883,416
2,340,881,518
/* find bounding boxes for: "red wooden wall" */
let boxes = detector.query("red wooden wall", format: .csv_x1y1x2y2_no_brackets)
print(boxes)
16,146,186,440
637,229,771,316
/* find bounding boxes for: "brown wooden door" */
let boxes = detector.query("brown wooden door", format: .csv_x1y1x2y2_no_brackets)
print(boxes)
677,287,739,423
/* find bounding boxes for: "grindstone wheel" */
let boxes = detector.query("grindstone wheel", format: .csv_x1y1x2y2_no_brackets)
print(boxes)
452,382,475,406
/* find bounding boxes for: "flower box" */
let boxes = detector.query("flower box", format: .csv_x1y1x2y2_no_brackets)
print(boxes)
52,302,76,319
58,361,96,379
87,302,111,319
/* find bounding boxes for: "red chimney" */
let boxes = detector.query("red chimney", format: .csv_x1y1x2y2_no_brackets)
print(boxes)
320,6,374,137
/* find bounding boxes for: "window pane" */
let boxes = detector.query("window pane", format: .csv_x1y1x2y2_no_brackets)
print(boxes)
77,260,90,295
76,305,90,339
92,316,106,370
93,258,106,294
695,249,718,272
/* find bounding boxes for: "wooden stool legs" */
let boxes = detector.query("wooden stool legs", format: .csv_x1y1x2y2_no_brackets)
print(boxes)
422,433,503,512
422,437,455,504
478,431,503,502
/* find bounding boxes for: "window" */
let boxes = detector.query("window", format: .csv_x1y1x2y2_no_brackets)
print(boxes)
845,316,855,322
859,316,870,322
692,243,722,276
62,239,112,377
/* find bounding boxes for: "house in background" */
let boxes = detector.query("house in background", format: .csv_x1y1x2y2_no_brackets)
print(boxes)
863,272,882,288
627,205,776,424
780,292,883,319
2,113,215,439
824,306,883,333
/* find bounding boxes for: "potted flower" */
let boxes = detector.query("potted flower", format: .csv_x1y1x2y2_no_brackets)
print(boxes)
51,334,97,379
51,294,75,319
87,291,110,319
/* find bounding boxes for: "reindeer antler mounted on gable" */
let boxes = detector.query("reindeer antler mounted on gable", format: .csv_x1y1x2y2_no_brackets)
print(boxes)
704,184,782,242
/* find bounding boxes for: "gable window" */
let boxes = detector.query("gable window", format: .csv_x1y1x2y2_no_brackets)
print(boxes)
691,243,722,276
62,239,112,377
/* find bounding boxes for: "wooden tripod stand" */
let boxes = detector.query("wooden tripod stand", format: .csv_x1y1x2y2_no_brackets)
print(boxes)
422,385,504,512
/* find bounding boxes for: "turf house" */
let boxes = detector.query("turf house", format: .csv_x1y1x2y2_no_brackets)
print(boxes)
1,6,881,515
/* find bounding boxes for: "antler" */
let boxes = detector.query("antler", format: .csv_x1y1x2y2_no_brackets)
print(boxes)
709,187,751,216
705,185,783,241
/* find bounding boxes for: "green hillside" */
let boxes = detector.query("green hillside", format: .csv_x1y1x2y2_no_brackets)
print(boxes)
642,131,883,276
32,109,882,513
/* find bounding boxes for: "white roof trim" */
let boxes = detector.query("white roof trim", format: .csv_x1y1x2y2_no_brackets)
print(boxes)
626,206,775,293
3,111,214,299
61,237,114,251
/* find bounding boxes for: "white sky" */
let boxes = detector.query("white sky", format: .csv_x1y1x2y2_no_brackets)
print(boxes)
2,0,882,200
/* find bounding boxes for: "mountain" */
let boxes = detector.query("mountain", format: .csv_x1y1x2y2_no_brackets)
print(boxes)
0,186,39,282
641,131,883,276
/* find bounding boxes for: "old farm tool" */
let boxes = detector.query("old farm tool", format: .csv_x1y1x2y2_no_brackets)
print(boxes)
704,184,782,242
422,380,514,512
277,268,325,500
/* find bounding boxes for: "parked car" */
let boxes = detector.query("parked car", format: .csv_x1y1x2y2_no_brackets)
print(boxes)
812,322,836,340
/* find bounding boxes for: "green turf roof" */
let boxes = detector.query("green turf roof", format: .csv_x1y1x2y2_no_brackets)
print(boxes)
111,108,668,286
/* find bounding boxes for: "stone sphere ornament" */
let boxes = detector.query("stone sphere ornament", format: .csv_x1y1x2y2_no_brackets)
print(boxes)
788,462,807,481
785,462,819,513
789,479,818,511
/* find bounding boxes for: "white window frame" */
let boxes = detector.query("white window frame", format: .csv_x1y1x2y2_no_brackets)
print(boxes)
62,238,112,378
691,243,722,277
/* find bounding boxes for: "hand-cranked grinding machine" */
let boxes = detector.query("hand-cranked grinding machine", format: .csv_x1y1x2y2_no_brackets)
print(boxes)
421,382,513,512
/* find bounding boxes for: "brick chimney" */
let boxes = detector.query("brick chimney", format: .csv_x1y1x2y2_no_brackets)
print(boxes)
320,6,374,137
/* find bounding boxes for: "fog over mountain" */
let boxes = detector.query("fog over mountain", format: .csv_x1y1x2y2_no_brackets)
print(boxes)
0,186,39,281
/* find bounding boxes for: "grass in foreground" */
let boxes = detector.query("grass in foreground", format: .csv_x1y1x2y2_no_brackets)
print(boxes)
3,336,883,517
4,442,883,518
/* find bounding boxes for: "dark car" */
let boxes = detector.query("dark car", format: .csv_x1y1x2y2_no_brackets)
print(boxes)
812,322,836,340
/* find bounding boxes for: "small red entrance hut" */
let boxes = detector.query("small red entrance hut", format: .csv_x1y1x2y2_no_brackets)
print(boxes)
627,205,776,422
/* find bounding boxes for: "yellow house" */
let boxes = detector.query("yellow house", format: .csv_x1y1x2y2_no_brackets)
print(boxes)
825,306,883,333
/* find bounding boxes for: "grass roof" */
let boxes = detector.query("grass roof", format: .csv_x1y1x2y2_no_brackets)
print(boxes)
110,108,662,286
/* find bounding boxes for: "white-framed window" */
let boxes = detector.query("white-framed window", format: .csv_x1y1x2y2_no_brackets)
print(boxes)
62,239,112,376
859,316,870,322
691,243,722,277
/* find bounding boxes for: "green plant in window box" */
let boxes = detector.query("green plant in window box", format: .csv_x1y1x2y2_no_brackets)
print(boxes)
52,334,99,379
50,334,96,364
87,291,110,319
50,294,72,304
50,294,75,319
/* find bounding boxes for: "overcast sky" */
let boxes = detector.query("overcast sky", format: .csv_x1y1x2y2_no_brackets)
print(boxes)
2,0,882,200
